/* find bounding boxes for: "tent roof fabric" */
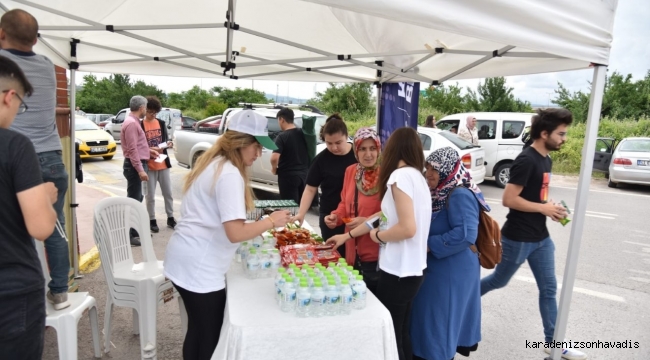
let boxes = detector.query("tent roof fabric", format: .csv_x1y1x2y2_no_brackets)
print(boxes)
0,0,617,83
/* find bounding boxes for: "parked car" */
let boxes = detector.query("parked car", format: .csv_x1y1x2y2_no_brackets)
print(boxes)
179,116,199,130
105,107,182,141
194,115,221,129
75,117,117,160
593,137,650,188
84,113,113,125
417,127,486,184
98,116,113,129
174,105,328,193
437,112,533,187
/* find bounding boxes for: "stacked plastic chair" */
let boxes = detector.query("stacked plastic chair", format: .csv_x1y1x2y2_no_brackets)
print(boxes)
93,197,186,360
35,239,102,359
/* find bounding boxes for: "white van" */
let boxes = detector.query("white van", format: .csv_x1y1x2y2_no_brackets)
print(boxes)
105,107,182,141
436,112,534,188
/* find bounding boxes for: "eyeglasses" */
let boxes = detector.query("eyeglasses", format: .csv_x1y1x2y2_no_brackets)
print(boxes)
2,90,28,114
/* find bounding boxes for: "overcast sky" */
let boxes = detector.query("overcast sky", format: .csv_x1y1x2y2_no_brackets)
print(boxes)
76,0,648,107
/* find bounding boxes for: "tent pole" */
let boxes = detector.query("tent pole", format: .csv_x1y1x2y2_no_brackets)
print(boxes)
69,66,80,278
548,64,607,360
225,0,236,66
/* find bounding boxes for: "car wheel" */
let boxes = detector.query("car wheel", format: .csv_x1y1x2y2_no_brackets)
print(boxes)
607,178,617,188
191,151,203,168
495,163,511,188
103,155,113,160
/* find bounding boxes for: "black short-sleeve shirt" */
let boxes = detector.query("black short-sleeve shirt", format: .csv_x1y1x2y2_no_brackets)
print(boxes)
0,129,45,297
273,128,310,177
306,148,357,215
501,146,553,242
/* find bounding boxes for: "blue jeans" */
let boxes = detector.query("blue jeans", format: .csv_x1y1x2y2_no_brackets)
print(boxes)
480,236,557,343
39,150,70,294
0,289,46,359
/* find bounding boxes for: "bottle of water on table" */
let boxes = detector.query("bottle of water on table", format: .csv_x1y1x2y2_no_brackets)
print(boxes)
281,278,296,313
352,275,367,310
325,278,339,316
275,268,287,304
296,279,311,318
259,249,271,278
246,248,260,279
339,277,353,315
270,249,281,275
310,279,325,317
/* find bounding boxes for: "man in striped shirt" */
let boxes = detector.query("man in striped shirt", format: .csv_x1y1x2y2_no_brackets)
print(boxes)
0,8,71,310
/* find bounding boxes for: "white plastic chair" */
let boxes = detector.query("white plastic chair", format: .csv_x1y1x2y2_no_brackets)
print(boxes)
93,197,185,360
35,240,102,359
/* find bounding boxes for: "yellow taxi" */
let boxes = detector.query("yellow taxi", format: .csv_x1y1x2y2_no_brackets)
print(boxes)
75,117,117,160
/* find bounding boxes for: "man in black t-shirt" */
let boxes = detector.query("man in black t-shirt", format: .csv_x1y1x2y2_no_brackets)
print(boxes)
480,108,587,360
0,55,58,359
270,108,310,204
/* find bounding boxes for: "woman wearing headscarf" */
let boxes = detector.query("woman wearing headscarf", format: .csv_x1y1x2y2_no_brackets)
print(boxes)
324,127,382,293
411,146,487,360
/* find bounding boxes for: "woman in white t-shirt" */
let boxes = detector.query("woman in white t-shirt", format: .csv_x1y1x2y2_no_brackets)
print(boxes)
371,127,432,360
164,110,290,360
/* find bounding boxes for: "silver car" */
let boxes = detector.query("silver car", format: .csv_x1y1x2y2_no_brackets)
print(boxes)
594,137,650,188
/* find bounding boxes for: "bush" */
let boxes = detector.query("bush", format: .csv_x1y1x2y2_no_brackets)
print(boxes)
182,109,207,120
205,100,228,116
551,116,650,174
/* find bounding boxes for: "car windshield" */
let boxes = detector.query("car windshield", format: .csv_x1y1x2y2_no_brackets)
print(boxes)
620,139,650,152
75,118,99,131
438,131,476,150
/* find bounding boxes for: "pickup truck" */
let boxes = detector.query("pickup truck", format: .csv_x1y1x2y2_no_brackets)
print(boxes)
174,106,328,193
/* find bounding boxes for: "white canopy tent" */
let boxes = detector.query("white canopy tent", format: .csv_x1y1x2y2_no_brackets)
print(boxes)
0,1,618,358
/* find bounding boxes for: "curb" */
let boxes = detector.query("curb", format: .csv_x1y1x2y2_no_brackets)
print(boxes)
78,184,117,274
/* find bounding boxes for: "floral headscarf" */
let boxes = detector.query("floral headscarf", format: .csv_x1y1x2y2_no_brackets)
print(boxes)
353,127,381,196
426,147,490,213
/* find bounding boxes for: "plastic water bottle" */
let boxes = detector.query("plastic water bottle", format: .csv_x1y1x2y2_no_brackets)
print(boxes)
275,268,287,304
339,278,353,315
281,279,296,312
296,279,311,318
239,242,249,269
270,249,281,274
246,249,260,279
352,275,367,310
325,278,340,316
259,249,271,278
310,279,325,317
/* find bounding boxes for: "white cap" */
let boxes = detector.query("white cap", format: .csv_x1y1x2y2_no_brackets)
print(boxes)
227,110,277,150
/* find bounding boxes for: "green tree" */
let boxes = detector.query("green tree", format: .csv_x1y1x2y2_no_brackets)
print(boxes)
465,77,532,112
205,100,228,116
420,83,465,114
213,87,271,108
307,83,373,115
554,70,650,123
76,74,165,114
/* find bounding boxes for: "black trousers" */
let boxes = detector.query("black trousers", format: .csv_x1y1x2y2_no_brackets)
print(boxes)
278,173,306,205
123,159,148,238
0,289,45,360
174,283,227,360
375,270,424,360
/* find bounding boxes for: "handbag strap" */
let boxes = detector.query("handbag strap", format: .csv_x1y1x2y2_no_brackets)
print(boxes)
354,186,359,217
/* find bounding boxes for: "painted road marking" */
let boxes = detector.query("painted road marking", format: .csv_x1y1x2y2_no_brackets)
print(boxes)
515,276,625,302
628,277,650,284
484,198,617,219
103,185,182,206
628,269,650,276
624,241,650,247
552,185,650,199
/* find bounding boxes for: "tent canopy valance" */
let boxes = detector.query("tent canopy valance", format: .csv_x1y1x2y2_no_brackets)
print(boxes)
1,0,616,84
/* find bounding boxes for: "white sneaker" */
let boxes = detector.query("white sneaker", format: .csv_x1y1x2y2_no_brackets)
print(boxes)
544,345,587,360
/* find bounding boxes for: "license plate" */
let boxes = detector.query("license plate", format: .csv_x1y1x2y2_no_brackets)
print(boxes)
476,157,483,166
638,160,650,166
90,147,107,153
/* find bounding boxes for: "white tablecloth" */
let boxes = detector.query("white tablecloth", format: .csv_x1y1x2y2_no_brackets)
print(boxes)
212,237,398,360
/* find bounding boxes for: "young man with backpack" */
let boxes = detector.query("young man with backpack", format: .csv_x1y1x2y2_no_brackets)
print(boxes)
480,108,587,360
